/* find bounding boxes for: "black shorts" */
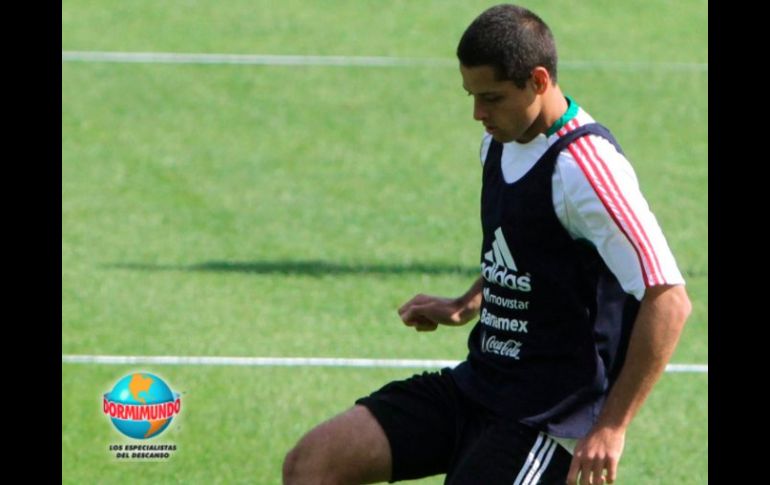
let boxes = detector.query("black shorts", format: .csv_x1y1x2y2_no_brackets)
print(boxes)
355,368,572,484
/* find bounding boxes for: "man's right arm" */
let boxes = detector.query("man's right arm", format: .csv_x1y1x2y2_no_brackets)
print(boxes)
397,277,484,332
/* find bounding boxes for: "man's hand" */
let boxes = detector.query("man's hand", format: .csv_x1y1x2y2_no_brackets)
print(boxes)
566,426,625,485
397,278,484,332
398,294,465,331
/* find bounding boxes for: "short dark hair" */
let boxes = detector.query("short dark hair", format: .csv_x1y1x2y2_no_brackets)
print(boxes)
457,4,558,88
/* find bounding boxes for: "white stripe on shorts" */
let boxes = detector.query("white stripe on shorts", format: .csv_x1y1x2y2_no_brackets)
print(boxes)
513,432,557,485
528,439,558,484
522,436,557,485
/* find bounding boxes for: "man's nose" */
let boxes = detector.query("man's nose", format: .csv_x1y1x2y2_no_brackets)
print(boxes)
473,98,486,121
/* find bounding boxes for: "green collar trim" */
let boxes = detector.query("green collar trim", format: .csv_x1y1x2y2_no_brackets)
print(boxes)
545,95,579,137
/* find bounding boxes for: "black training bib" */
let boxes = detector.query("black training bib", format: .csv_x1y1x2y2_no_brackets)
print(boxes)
452,124,640,438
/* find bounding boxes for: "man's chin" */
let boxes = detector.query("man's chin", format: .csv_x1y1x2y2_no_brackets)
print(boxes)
492,133,514,143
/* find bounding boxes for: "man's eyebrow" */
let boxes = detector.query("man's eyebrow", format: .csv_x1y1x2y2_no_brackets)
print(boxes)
463,87,499,96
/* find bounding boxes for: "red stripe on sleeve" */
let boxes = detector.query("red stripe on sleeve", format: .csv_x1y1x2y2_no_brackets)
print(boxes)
581,134,665,283
560,120,658,285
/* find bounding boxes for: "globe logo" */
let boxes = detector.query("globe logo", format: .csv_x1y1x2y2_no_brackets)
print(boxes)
103,373,182,440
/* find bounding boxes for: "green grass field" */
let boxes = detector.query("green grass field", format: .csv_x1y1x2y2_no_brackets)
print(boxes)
62,1,707,483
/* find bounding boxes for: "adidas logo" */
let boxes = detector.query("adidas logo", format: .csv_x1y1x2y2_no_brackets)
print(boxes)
481,227,532,292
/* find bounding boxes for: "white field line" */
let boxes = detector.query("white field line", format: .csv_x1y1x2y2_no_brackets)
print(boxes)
61,354,708,373
61,51,708,71
61,51,454,67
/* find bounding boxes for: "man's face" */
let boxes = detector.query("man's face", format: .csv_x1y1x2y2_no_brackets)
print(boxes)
460,64,541,144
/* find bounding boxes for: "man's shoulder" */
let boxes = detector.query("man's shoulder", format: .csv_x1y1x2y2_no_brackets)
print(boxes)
479,132,494,166
552,118,638,194
551,111,631,174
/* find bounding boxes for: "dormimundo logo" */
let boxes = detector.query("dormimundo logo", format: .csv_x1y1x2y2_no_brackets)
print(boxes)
103,372,181,440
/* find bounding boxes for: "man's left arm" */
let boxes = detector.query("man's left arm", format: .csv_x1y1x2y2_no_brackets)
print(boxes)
566,283,692,485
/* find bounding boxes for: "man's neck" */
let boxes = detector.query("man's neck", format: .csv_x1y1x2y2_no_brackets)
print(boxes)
517,85,568,143
539,85,569,134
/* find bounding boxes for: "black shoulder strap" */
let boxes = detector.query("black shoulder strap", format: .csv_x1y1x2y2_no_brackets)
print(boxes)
541,122,625,163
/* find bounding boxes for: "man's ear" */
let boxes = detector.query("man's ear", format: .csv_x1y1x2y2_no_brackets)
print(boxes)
530,66,551,94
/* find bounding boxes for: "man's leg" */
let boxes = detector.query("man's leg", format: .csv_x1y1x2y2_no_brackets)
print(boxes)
283,404,392,485
284,369,464,484
446,424,572,485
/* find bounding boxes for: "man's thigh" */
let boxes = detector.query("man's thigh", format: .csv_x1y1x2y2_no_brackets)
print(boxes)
355,369,466,482
446,423,573,485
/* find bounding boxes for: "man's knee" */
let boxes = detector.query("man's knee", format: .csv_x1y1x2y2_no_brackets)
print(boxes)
282,430,334,484
282,446,300,484
282,444,301,483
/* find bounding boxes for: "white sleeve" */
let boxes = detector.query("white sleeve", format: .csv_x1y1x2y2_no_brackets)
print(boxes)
479,133,493,167
555,134,685,301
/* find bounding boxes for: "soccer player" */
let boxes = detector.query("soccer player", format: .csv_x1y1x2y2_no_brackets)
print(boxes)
283,4,691,484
